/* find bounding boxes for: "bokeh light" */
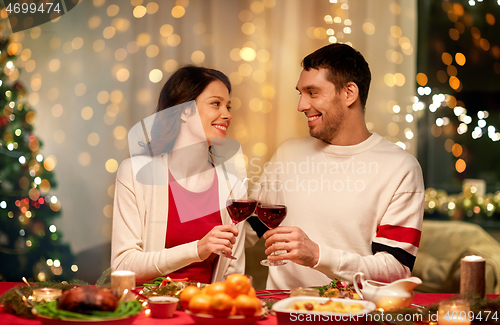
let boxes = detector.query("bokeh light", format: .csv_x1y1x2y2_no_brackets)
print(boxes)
171,6,185,18
81,106,93,120
149,69,163,83
106,159,119,173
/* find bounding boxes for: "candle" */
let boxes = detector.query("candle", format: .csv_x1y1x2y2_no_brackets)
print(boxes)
32,288,62,302
438,300,471,325
460,255,485,298
111,270,136,301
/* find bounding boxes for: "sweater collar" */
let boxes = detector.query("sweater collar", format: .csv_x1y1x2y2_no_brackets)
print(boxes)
317,132,383,156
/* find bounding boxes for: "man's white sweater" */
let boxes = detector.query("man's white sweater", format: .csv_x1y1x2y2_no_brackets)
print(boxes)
257,133,424,290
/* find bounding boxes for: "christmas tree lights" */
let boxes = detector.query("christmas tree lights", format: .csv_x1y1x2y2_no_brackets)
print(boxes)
0,25,76,281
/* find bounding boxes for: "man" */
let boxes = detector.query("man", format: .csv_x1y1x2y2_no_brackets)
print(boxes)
256,43,424,289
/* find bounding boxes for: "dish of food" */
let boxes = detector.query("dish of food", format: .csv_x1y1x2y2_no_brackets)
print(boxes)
318,279,361,299
293,299,364,313
31,286,143,325
57,287,118,314
33,313,139,325
272,296,375,325
140,276,206,299
185,309,264,325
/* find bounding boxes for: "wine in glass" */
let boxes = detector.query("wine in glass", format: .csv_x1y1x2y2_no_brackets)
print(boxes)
256,180,288,266
217,178,256,259
227,178,257,224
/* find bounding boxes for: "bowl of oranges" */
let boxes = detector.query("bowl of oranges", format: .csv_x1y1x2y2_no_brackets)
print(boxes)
181,274,263,325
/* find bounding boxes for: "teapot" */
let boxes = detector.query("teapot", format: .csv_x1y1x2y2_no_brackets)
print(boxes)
353,272,422,310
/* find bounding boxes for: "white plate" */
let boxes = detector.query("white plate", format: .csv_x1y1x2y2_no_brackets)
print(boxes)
272,296,376,324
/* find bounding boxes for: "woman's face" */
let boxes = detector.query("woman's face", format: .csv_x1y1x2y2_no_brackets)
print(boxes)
195,80,232,139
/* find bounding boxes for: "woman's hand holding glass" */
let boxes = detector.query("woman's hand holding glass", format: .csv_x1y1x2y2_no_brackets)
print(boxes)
197,224,238,261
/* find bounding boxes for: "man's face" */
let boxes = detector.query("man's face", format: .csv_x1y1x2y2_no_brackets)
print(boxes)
296,68,345,144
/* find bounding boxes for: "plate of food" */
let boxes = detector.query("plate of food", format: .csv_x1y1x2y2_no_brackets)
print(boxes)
182,274,264,325
185,310,264,325
32,286,143,325
272,296,375,325
33,313,140,325
318,279,361,299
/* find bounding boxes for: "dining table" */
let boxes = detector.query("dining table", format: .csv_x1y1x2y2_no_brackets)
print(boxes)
1,281,498,325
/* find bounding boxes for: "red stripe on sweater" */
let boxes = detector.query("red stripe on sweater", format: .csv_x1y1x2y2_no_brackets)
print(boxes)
376,225,421,247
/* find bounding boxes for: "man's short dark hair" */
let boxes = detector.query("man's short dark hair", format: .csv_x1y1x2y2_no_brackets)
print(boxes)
302,43,371,108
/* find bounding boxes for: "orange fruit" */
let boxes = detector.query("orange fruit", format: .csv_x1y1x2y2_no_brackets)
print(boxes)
224,274,251,298
235,294,261,317
188,294,212,315
230,304,238,316
205,282,226,296
248,287,256,297
200,286,209,295
180,286,201,309
255,297,263,314
209,293,233,317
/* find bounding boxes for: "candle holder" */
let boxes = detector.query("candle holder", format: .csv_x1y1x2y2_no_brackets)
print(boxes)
32,288,62,302
460,255,485,298
111,270,136,301
438,299,471,325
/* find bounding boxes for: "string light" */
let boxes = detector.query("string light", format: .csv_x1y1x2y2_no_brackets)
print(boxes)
416,90,499,142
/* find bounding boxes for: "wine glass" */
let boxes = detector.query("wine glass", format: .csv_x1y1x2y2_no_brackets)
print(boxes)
216,178,257,259
227,178,257,225
256,180,288,266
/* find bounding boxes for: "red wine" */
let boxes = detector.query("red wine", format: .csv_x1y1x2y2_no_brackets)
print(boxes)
256,204,287,229
227,199,257,224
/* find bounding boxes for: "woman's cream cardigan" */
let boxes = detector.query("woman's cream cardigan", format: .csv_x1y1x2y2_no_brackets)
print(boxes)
111,155,247,283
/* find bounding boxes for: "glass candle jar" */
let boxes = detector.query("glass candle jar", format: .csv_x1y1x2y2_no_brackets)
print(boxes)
438,300,471,325
32,288,62,302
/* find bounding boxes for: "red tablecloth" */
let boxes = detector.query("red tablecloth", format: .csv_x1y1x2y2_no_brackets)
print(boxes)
1,282,498,325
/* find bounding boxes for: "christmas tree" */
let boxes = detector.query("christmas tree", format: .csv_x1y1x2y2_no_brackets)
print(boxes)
0,26,76,281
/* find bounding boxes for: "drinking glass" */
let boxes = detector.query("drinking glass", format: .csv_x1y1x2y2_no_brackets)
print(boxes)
227,178,257,225
216,178,256,259
256,180,288,266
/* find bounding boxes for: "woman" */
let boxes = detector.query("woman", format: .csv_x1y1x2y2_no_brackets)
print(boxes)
111,66,247,283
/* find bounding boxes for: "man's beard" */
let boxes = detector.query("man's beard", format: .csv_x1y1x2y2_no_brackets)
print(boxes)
309,108,345,144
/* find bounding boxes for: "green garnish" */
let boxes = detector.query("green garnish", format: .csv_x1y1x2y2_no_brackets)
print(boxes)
33,300,143,320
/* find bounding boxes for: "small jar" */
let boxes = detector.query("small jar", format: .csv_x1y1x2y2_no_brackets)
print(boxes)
438,299,471,325
32,288,62,302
